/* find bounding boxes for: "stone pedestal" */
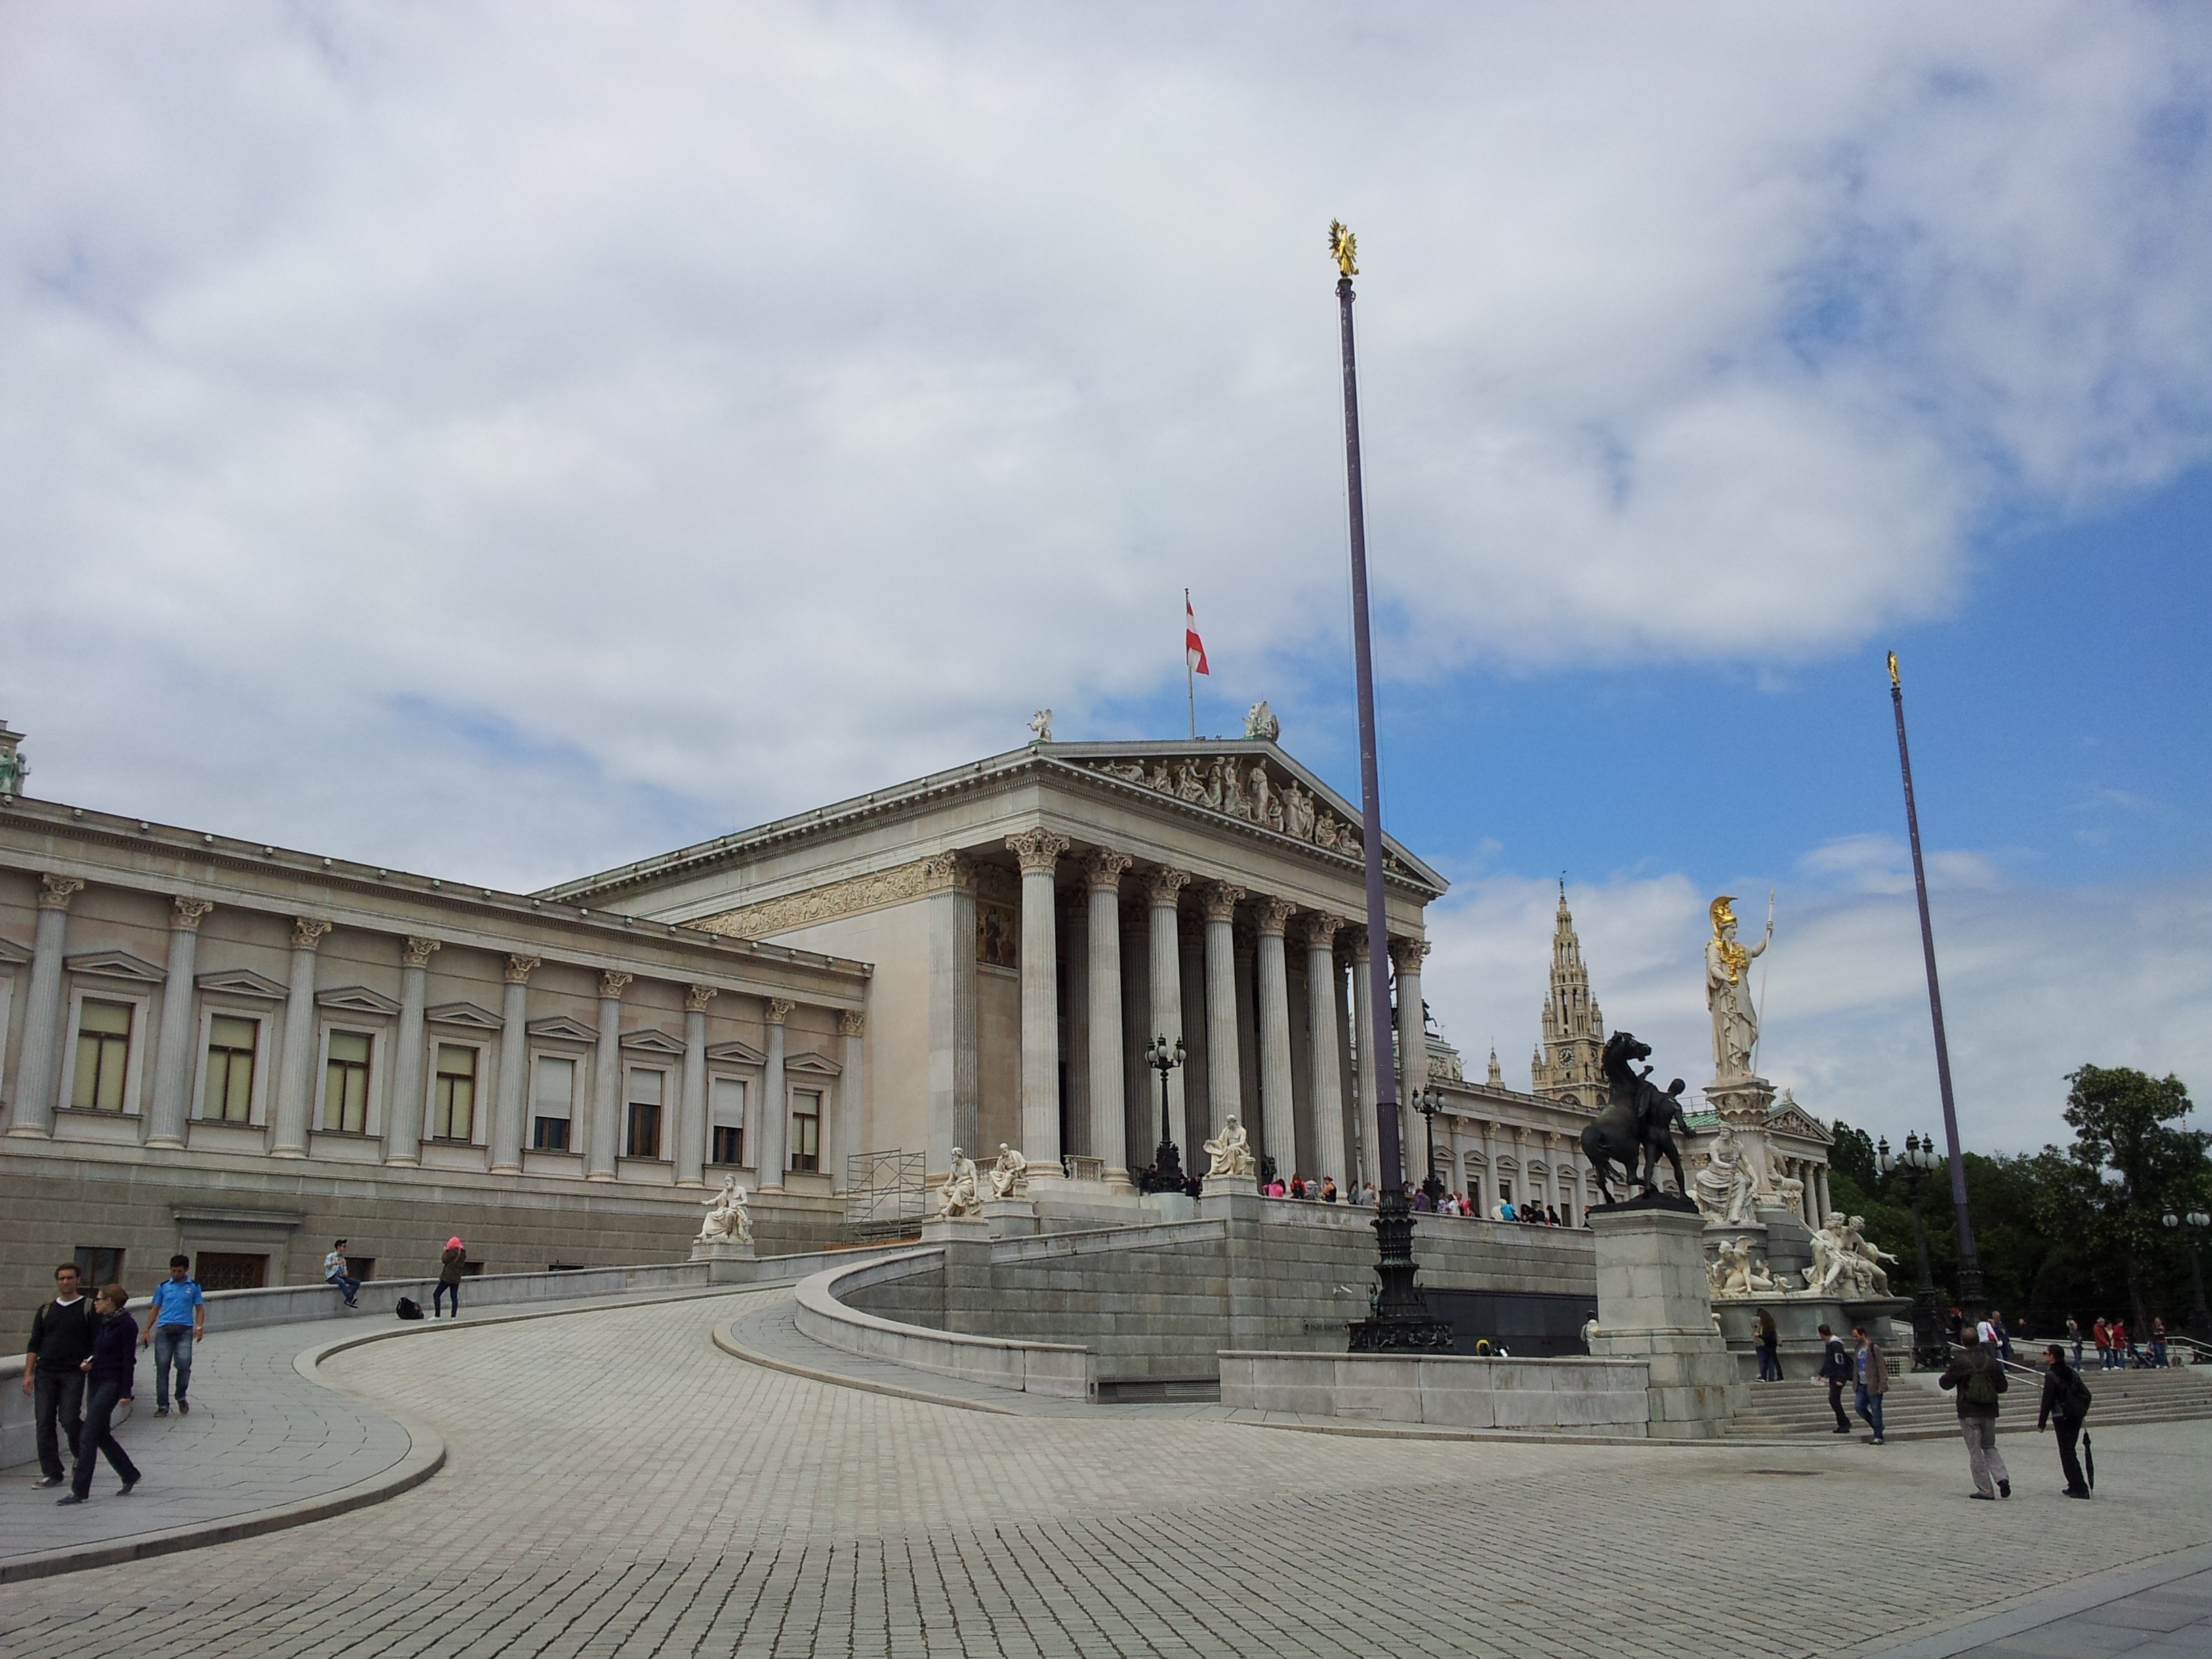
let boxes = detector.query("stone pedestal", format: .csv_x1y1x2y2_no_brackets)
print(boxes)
1200,1175,1256,1201
1140,1191,1198,1223
1590,1200,1743,1439
689,1236,758,1285
920,1214,991,1247
980,1196,1039,1238
1754,1204,1815,1282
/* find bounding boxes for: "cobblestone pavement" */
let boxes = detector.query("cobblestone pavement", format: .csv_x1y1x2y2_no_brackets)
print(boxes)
2,1286,2209,1658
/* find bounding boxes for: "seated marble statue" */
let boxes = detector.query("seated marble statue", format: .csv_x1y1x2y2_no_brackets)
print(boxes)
1202,1116,1256,1180
938,1148,983,1218
697,1174,753,1245
988,1143,1029,1200
1691,1125,1759,1227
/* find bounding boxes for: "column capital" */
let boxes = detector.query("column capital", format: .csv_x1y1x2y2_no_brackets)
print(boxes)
1082,848,1134,891
1005,827,1071,875
1347,926,1371,964
1252,895,1295,936
919,851,974,893
293,917,334,951
1201,881,1246,923
838,1009,865,1037
1143,866,1193,906
1300,912,1346,949
764,996,796,1026
1389,936,1431,971
401,936,442,969
598,969,633,999
684,983,718,1014
171,897,215,931
37,874,85,911
504,953,541,985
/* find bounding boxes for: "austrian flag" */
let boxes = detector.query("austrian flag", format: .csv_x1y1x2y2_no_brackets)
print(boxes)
1185,592,1210,676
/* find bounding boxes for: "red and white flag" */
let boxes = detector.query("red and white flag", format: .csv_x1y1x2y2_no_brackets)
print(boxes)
1185,591,1210,676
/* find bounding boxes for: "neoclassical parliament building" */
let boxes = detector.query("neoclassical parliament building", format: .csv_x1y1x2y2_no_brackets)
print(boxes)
0,718,1831,1331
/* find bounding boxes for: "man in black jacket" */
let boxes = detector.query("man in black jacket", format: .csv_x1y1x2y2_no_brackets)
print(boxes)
22,1263,98,1488
2038,1343,2093,1498
1816,1324,1851,1433
1940,1329,2012,1500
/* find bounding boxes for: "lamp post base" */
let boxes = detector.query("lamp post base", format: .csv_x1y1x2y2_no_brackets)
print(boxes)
1142,1141,1185,1193
1910,1286,1948,1370
1347,1189,1454,1353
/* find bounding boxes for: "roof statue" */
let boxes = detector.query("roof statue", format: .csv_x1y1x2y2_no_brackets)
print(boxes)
1027,709,1052,744
1328,220,1357,279
1243,700,1279,742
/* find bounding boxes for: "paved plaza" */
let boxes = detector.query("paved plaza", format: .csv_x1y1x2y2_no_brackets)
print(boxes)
3,1288,2209,1658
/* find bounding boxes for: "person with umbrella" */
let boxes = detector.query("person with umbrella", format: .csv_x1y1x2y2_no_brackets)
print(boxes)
2037,1343,2094,1499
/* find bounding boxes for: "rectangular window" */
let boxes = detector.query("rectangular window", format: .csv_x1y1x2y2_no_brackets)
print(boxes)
323,1030,372,1132
433,1044,478,1141
626,1068,663,1160
790,1089,821,1174
71,998,134,1111
710,1076,745,1166
205,1015,258,1122
531,1055,575,1151
194,1251,266,1292
73,1246,125,1286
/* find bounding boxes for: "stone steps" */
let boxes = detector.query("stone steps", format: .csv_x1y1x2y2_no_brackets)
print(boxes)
1729,1365,2212,1439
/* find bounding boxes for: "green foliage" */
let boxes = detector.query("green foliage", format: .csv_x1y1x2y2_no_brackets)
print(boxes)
1828,1121,1879,1191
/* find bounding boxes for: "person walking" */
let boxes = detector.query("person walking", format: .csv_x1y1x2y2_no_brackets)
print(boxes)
323,1240,361,1308
1755,1309,1781,1382
141,1255,205,1416
434,1237,466,1318
2151,1317,2169,1368
1852,1324,1889,1444
1816,1324,1851,1433
1946,1306,1965,1347
2093,1317,2112,1370
2037,1343,2093,1498
1939,1328,2011,1500
60,1284,142,1504
2066,1317,2083,1367
23,1263,99,1490
1990,1309,2013,1363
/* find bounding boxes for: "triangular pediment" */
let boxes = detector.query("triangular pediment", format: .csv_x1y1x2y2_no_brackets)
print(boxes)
66,949,165,984
619,1028,686,1057
1767,1107,1831,1143
0,936,30,968
316,985,401,1017
786,1049,842,1077
705,1038,766,1066
527,1015,599,1043
196,966,287,1000
426,1000,502,1031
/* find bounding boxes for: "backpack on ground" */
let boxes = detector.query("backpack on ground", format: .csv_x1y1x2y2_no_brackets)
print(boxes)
395,1296,424,1321
1965,1356,2003,1408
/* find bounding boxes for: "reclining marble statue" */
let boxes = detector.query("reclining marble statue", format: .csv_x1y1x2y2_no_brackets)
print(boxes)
938,1147,983,1218
1202,1116,1255,1180
988,1143,1029,1200
697,1174,753,1245
1707,1236,1780,1298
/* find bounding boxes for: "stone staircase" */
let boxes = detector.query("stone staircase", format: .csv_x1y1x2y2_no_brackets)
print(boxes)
1727,1360,2212,1441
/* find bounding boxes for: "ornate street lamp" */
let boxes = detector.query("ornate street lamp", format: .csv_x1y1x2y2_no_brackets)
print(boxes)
1143,1036,1186,1193
2163,1208,2212,1336
1879,1131,1950,1369
1411,1086,1445,1207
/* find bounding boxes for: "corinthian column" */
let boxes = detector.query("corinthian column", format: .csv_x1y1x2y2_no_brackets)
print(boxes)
758,998,794,1189
1008,827,1071,1180
678,984,717,1188
385,937,439,1166
1202,883,1245,1143
1253,896,1296,1179
922,852,977,1177
270,918,333,1158
1393,937,1431,1176
1145,867,1193,1151
489,954,541,1174
146,897,215,1147
7,876,84,1138
1349,930,1378,1189
1303,914,1348,1186
835,1009,865,1187
1084,850,1133,1191
587,970,631,1181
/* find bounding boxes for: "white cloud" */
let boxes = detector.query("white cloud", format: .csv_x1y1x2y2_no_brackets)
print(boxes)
1,2,2208,863
1423,865,2212,1156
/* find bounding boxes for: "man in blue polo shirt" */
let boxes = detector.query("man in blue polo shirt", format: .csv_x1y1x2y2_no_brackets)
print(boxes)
140,1255,205,1416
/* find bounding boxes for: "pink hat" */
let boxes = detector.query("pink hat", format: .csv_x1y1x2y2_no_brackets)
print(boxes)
446,1237,464,1250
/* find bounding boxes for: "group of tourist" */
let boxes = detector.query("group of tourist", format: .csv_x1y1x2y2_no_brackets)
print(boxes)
1262,1174,1341,1202
2068,1315,2171,1368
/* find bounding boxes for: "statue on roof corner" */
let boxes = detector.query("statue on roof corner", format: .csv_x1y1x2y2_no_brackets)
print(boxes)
1242,700,1279,742
1027,710,1052,744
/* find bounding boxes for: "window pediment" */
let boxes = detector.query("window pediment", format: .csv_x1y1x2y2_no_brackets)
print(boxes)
427,1001,502,1031
196,967,287,1000
619,1029,686,1057
706,1038,766,1066
316,985,401,1017
0,935,30,968
527,1015,598,1043
786,1050,843,1077
65,949,165,983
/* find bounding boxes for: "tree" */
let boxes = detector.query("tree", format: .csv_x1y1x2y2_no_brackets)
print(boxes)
2051,1066,2206,1330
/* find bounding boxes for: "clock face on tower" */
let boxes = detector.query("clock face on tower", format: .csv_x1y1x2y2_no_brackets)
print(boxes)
1559,1048,1574,1070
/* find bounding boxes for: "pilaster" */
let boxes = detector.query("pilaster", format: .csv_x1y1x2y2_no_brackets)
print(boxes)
385,937,439,1166
270,918,333,1159
145,897,214,1147
1083,849,1132,1190
1007,829,1070,1179
1253,896,1296,1181
6,875,83,1138
587,969,631,1181
678,983,716,1187
489,954,541,1174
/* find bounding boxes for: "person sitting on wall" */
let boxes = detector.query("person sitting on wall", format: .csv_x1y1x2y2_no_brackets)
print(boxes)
323,1240,361,1309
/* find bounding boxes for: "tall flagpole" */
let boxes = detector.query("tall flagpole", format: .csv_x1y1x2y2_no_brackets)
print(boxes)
1185,589,1197,740
1889,651,1985,1317
1332,220,1448,1353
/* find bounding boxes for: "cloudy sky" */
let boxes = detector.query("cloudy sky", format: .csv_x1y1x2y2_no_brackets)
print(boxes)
4,2,2207,1153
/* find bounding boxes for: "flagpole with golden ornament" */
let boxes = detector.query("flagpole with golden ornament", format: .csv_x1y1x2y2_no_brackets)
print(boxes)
1330,219,1450,1353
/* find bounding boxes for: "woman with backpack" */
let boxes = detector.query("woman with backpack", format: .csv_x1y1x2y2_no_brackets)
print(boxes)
2038,1343,2093,1498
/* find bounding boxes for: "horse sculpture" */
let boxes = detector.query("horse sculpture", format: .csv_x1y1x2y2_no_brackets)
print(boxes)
1582,1030,1693,1205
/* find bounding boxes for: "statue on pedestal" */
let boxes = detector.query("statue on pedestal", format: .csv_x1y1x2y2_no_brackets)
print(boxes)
938,1148,983,1218
1704,895,1772,1079
1842,1214,1897,1297
988,1143,1029,1200
697,1175,753,1245
1690,1123,1759,1227
1708,1237,1780,1298
1202,1117,1255,1179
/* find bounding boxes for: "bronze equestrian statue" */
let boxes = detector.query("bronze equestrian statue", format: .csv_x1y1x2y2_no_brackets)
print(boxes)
1582,1030,1694,1205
